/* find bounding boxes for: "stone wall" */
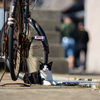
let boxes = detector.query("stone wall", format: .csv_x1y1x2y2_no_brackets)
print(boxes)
85,0,100,73
40,0,74,11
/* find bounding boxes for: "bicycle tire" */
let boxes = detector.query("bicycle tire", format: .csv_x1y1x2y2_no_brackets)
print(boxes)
26,19,49,72
8,1,49,80
8,0,22,81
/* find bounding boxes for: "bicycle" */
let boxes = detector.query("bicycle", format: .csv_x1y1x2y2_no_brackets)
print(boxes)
0,0,49,81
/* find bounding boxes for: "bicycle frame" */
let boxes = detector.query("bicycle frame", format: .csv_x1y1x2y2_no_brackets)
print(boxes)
8,1,47,40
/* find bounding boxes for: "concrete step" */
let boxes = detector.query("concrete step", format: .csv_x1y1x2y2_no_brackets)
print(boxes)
35,19,60,31
31,8,61,20
0,57,68,74
29,28,61,43
45,31,61,43
29,43,64,57
26,57,68,74
49,44,64,57
30,9,61,31
48,57,68,74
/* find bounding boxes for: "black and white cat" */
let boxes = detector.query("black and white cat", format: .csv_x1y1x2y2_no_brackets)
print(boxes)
19,61,56,85
39,61,56,85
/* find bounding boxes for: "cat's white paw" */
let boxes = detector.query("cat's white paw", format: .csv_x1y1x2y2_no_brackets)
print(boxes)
43,81,51,85
52,80,57,85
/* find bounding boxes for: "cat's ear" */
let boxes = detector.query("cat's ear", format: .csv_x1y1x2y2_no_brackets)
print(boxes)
48,62,53,66
39,61,43,70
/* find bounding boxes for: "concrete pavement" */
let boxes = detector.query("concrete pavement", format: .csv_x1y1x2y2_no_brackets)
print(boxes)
0,73,100,100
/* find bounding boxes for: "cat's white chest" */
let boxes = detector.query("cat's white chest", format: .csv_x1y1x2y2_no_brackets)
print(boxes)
40,71,53,81
40,70,56,85
39,62,57,85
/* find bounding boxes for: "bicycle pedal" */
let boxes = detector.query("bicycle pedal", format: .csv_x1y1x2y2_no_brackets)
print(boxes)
34,36,45,41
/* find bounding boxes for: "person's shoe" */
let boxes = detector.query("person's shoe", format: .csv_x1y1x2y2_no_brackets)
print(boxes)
77,65,84,73
71,65,85,74
68,68,73,74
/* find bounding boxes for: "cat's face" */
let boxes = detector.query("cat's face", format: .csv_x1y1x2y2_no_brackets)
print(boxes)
39,62,53,72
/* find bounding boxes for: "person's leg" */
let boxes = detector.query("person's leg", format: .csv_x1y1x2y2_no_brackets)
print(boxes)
67,55,74,71
78,50,85,71
84,48,87,70
67,48,75,72
67,38,75,73
77,47,87,73
80,50,85,65
61,37,69,57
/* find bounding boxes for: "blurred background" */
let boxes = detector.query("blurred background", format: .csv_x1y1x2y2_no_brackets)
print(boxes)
0,0,100,74
34,0,100,74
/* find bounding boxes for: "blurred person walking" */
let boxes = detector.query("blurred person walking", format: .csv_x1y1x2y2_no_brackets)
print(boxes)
74,21,89,72
60,16,76,73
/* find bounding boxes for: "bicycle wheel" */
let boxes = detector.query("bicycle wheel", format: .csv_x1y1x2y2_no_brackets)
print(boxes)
26,19,49,73
8,0,22,81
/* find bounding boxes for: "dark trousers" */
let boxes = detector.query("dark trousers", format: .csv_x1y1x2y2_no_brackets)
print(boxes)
74,44,87,70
